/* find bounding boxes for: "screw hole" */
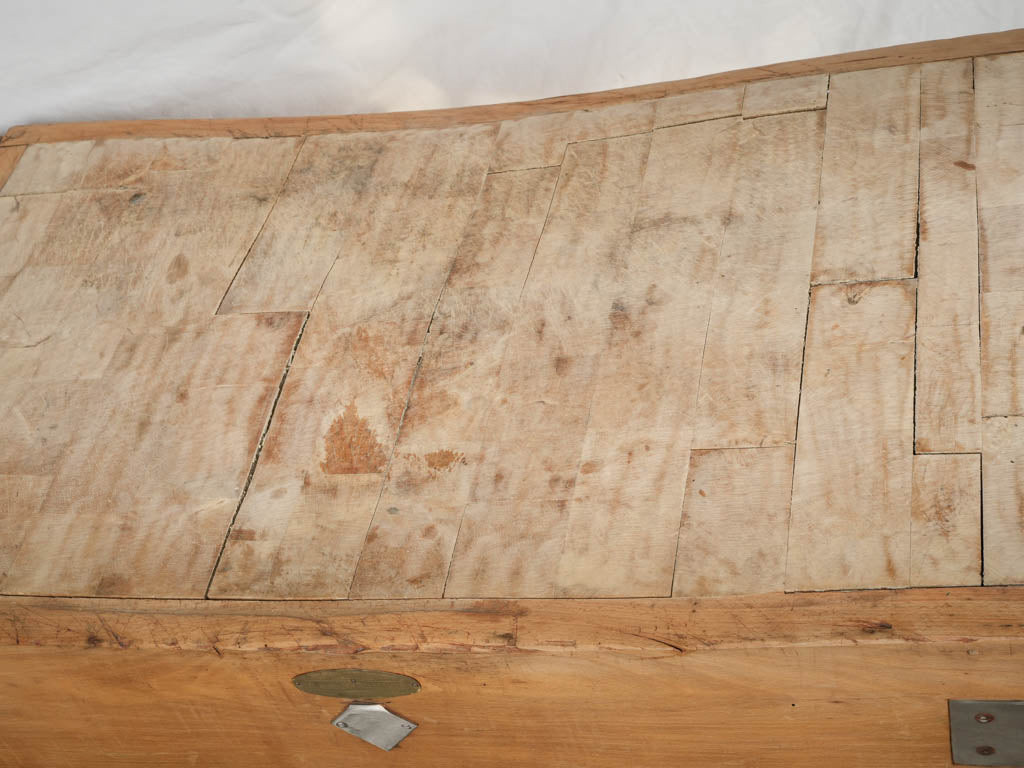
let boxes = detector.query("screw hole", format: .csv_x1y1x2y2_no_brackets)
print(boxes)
975,712,995,724
976,745,996,756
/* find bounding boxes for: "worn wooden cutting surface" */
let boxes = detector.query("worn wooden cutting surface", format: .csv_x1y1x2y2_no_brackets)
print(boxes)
2,50,1023,602
3,32,1024,768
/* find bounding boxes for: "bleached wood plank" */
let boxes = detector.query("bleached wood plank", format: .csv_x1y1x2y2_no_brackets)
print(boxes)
221,126,494,312
811,66,920,283
982,416,1024,584
445,132,654,597
910,454,980,586
786,281,916,591
673,446,794,597
0,140,301,335
2,314,304,597
554,120,743,597
0,475,51,581
0,137,300,196
741,74,828,118
693,110,824,448
976,53,1024,418
490,101,653,172
653,85,743,128
348,166,559,599
982,291,1024,416
211,128,494,599
915,59,981,451
0,194,61,279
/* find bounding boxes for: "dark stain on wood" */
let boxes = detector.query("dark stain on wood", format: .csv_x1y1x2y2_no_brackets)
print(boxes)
320,402,387,474
425,449,464,471
953,160,975,170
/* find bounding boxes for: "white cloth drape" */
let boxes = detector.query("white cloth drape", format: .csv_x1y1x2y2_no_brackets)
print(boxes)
1,0,1021,134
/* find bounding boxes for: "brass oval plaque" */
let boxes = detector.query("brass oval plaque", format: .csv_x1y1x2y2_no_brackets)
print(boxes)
292,669,421,699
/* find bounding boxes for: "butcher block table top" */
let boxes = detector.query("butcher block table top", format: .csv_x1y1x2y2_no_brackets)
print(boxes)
3,29,1024,768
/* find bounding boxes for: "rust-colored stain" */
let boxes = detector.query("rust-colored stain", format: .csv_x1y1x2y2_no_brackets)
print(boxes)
953,160,975,170
351,326,395,381
425,449,465,471
320,402,387,474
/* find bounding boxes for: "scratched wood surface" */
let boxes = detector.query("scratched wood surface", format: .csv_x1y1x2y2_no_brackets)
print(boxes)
5,51,1024,602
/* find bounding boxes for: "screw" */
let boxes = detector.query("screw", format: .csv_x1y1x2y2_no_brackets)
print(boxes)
976,745,996,756
975,712,995,724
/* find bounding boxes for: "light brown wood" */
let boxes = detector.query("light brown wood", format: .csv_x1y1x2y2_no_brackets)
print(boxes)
692,110,823,448
2,589,1024,767
915,59,981,452
786,281,916,591
673,446,794,596
977,52,1024,419
0,137,305,598
6,29,1024,147
445,133,653,598
981,416,1024,584
220,127,497,312
349,166,559,599
910,453,981,586
2,314,304,598
552,121,738,597
2,50,1016,602
741,74,828,118
5,37,1024,766
490,101,653,172
653,85,743,127
210,126,494,599
812,66,920,284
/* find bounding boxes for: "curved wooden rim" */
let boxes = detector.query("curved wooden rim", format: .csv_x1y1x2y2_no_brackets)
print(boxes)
3,28,1023,147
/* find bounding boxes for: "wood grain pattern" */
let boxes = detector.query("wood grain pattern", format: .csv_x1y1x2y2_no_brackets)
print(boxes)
1,314,304,597
1,43,1018,606
489,100,653,172
982,416,1024,584
786,281,916,591
3,40,1024,766
210,127,495,599
445,133,653,597
693,110,823,448
3,589,1024,767
741,74,828,118
221,127,495,312
349,167,559,599
0,138,306,597
653,85,743,127
673,446,794,597
553,120,742,597
5,29,1023,146
977,53,1024,418
811,66,920,284
910,453,981,586
915,59,981,452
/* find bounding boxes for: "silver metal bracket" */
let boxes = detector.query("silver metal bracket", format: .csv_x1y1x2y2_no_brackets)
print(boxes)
950,700,1024,765
332,703,417,751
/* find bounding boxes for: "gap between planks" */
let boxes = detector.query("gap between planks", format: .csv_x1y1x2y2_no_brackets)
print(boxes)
203,312,310,598
214,137,308,315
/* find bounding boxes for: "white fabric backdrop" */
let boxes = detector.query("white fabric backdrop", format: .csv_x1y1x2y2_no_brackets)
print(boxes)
1,1,1022,134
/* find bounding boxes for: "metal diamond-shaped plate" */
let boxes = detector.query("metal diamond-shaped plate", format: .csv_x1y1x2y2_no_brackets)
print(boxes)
950,700,1024,766
332,703,417,751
